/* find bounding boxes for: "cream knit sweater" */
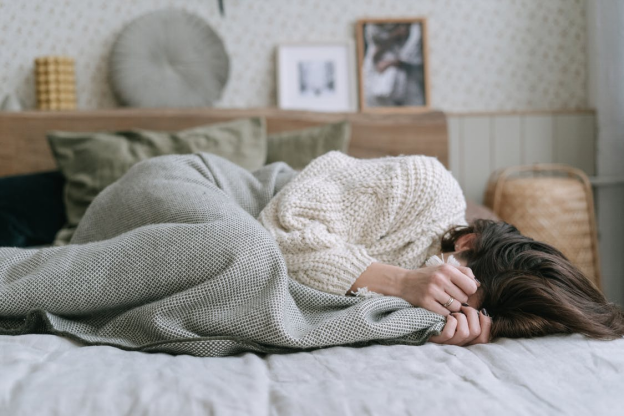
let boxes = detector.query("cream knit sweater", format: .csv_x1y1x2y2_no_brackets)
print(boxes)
258,151,467,295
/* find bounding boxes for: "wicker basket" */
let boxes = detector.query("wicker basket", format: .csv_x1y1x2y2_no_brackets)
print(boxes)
484,164,601,288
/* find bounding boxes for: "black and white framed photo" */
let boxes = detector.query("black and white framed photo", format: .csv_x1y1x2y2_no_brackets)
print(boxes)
277,42,357,112
356,18,430,112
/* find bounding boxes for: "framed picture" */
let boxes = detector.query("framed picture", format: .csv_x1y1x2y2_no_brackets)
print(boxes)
277,42,357,112
356,18,430,112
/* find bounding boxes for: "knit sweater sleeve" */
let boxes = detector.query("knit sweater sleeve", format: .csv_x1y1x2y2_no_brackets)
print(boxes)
258,151,466,295
258,152,409,294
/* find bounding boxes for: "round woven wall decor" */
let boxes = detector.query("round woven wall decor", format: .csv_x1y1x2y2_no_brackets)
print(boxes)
109,9,229,108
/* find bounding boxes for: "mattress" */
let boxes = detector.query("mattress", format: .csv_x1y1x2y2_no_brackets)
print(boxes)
1,333,623,415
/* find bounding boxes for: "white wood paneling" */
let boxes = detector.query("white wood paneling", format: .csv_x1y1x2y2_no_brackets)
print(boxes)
596,187,624,304
447,117,462,188
522,115,554,164
492,116,522,170
587,0,624,304
554,114,596,175
447,111,596,206
460,117,491,204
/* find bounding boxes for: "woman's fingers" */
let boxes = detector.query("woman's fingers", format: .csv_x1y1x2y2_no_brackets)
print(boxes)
447,312,469,345
433,265,475,305
467,310,492,345
429,307,492,346
402,264,479,317
429,315,457,344
460,305,482,344
456,266,481,287
445,265,478,297
440,282,470,306
428,265,478,312
456,266,475,278
424,297,454,316
433,288,462,312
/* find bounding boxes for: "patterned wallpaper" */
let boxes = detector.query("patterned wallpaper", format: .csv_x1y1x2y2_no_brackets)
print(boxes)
0,0,588,112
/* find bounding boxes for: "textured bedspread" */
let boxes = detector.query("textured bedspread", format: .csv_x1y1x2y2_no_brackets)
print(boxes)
1,333,623,415
0,153,444,356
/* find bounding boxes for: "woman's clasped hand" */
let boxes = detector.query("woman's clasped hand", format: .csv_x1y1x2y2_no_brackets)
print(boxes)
350,261,492,346
399,263,491,346
398,264,479,315
428,304,492,346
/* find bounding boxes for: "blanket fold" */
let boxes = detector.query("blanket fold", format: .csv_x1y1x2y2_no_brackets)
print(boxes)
0,153,444,356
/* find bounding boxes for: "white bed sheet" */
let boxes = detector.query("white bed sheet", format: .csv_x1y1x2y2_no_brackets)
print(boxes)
1,334,623,416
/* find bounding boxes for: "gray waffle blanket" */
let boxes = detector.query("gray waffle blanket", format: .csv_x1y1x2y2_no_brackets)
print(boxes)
0,154,444,356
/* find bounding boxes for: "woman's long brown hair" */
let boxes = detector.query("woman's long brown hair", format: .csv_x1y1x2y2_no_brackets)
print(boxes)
441,220,624,340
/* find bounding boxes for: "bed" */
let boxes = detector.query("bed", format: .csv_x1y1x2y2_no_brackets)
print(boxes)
1,108,622,415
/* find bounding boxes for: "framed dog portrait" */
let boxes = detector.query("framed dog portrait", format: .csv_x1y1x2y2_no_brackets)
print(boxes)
277,42,357,112
356,18,431,112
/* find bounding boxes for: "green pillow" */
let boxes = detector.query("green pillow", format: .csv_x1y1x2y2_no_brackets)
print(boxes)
266,121,351,170
48,117,266,245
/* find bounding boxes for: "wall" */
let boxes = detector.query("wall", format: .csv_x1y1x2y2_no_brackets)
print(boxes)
4,1,617,299
586,0,624,306
1,0,588,112
447,111,596,203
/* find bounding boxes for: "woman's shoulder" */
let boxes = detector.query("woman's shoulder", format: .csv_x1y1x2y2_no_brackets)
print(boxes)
295,152,454,188
308,151,444,168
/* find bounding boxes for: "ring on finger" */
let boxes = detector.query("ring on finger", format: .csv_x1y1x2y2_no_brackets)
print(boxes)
442,296,454,308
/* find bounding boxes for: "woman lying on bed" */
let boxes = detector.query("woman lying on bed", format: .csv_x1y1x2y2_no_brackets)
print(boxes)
2,150,622,355
258,151,624,346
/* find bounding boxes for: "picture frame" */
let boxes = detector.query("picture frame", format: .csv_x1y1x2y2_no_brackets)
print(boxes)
356,18,431,113
276,42,357,112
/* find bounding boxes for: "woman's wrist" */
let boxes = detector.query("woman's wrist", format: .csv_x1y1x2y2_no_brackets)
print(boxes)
348,262,408,298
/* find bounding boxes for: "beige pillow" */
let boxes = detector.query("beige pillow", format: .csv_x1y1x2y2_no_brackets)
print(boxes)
266,121,351,170
48,117,266,244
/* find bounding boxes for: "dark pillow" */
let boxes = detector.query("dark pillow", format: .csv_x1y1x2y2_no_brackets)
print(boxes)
0,171,66,247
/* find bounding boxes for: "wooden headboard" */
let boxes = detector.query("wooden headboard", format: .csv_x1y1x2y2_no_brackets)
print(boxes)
0,108,448,177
